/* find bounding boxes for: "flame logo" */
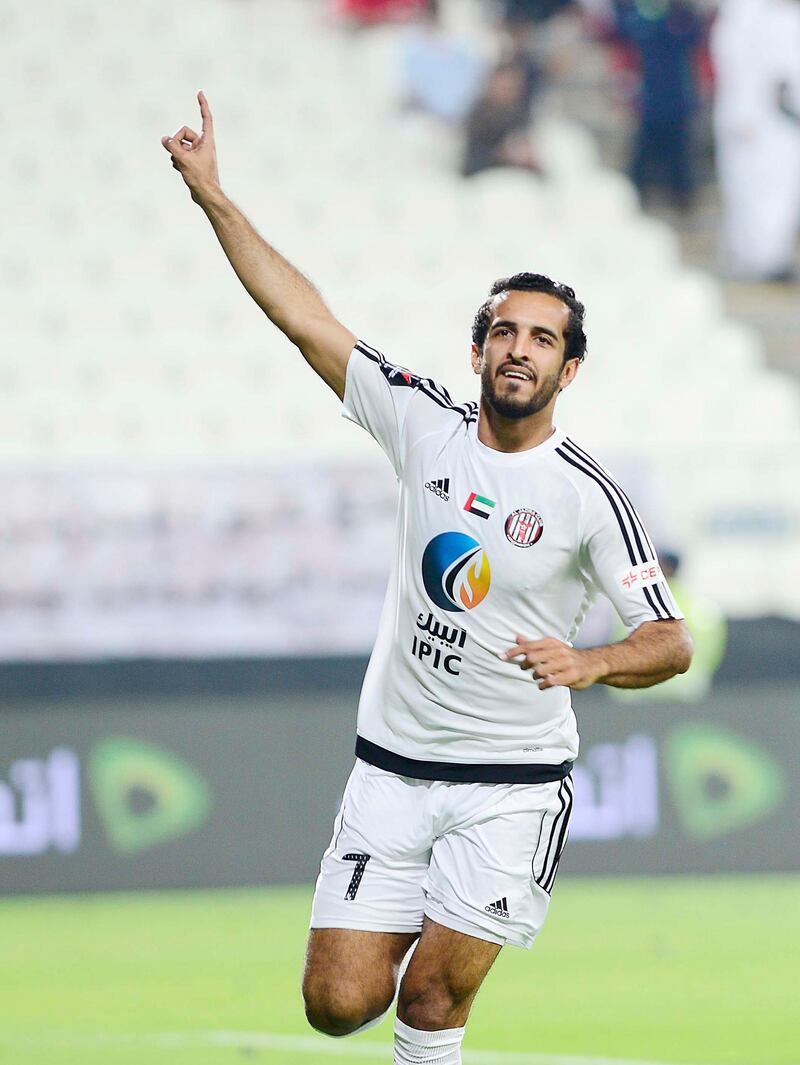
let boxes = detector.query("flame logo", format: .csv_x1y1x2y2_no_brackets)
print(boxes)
422,532,492,613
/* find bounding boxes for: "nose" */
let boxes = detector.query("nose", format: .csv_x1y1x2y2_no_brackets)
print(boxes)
509,337,530,362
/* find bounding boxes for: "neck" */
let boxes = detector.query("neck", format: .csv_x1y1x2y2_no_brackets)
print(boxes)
477,401,557,453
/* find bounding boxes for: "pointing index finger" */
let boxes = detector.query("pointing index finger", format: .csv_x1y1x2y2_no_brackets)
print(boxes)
198,90,213,132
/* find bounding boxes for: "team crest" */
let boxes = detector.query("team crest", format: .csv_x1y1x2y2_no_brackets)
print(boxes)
505,508,544,548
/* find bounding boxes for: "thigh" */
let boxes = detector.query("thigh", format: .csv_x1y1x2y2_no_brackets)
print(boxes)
425,776,574,949
397,916,501,1028
304,926,418,1009
310,760,432,936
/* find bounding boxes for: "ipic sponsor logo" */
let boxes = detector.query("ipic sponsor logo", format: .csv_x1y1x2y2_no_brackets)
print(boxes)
421,532,491,612
412,610,467,675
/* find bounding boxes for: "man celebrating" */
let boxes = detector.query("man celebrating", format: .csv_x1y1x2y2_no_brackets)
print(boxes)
162,93,692,1065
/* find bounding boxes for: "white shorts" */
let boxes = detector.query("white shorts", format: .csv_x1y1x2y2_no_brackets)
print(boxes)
310,759,574,950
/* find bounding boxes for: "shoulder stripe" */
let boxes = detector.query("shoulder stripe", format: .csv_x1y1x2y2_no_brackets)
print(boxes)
354,341,477,424
555,446,637,565
563,439,650,562
421,377,455,405
555,445,674,621
564,439,678,620
355,340,382,363
565,438,658,557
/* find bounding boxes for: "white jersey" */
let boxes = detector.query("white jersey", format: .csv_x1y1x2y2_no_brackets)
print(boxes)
343,341,682,783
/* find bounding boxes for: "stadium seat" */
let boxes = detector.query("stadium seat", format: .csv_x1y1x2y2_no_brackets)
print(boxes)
1,0,798,614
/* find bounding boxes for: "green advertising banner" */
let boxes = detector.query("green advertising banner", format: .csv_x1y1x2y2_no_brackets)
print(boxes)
0,679,797,894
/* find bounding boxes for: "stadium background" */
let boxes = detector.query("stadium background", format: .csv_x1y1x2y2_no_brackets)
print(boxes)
1,1,798,1063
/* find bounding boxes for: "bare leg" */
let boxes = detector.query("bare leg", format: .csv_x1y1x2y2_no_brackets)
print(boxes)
397,917,501,1031
303,927,419,1037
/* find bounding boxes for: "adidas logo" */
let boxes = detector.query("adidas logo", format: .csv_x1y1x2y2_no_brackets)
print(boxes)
484,897,510,919
425,478,450,501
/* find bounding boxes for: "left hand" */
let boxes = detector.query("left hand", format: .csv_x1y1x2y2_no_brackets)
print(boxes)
499,635,606,691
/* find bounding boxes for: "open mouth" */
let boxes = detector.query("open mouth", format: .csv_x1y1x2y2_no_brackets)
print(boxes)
499,367,533,382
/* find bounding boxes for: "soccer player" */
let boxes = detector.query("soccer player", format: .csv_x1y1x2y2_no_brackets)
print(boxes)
162,93,693,1065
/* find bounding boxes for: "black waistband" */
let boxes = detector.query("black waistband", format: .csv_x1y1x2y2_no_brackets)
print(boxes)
355,735,573,785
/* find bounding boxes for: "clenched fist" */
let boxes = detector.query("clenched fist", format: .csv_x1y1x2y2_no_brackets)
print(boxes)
500,635,607,691
161,91,220,204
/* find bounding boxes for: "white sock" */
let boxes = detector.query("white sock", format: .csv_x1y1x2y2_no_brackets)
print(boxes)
348,941,418,1037
393,1017,465,1064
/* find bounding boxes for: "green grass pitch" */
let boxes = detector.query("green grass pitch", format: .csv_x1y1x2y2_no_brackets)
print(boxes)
1,876,797,1065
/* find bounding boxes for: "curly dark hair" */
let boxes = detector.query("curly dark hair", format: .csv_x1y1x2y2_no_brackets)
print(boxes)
472,272,587,363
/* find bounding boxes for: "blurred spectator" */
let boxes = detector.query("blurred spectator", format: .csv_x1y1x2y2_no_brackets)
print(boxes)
461,57,543,176
615,0,704,211
711,0,800,281
502,16,544,110
398,0,487,124
504,0,576,25
333,0,429,27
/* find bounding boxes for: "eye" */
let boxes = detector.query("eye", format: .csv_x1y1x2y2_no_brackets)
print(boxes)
536,334,553,346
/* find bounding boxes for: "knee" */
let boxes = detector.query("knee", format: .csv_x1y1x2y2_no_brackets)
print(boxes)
302,977,386,1038
397,975,464,1031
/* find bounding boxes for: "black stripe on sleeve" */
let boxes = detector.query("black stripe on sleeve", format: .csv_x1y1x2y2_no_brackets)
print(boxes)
564,438,658,558
555,448,637,565
651,582,677,620
354,340,382,364
643,586,666,621
354,342,477,424
563,441,677,619
562,439,649,563
557,441,676,622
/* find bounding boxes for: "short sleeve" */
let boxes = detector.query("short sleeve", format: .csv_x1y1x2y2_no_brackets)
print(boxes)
579,468,684,631
341,340,425,476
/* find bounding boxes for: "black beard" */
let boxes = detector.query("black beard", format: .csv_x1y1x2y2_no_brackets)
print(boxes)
481,366,561,420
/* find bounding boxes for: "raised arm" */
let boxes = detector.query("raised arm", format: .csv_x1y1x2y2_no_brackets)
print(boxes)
161,92,355,399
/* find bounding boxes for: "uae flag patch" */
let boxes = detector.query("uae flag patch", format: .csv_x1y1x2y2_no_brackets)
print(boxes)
463,492,496,520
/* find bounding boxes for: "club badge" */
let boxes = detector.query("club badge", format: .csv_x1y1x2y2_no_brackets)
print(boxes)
504,508,544,548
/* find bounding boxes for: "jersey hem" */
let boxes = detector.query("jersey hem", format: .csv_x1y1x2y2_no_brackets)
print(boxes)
355,736,574,785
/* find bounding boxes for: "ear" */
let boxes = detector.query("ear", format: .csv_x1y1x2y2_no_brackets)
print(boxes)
470,343,482,376
558,357,581,392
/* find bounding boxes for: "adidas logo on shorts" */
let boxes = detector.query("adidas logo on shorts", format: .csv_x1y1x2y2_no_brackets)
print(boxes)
485,897,510,919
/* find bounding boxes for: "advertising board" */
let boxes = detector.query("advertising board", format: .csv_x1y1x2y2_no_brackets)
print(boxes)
1,680,797,894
